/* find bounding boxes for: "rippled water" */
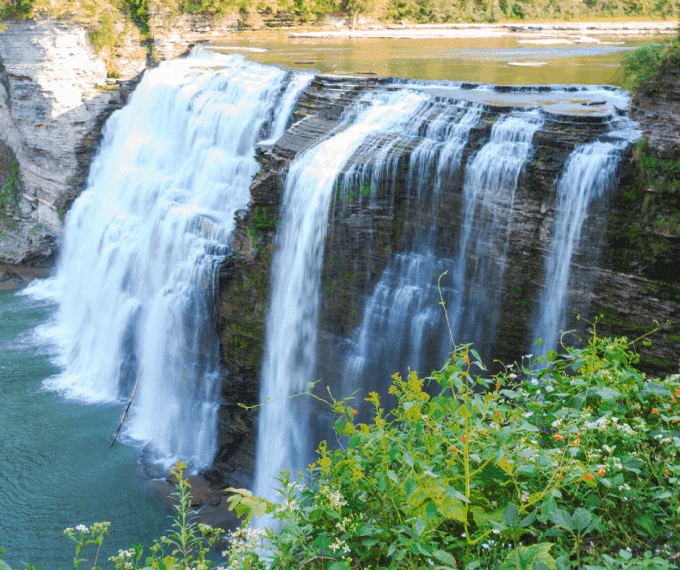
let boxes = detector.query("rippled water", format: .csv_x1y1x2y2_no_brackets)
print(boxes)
209,34,669,85
0,290,168,568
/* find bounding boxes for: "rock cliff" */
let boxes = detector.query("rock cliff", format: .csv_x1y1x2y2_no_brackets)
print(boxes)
0,18,145,266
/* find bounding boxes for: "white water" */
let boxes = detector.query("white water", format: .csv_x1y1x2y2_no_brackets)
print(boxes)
28,51,311,470
532,138,629,356
254,89,433,500
447,112,543,358
342,104,482,392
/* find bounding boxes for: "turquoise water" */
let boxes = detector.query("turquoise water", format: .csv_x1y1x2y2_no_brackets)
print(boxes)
0,289,169,569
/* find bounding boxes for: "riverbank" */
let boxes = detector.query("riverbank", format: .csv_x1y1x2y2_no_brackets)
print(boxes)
283,20,678,39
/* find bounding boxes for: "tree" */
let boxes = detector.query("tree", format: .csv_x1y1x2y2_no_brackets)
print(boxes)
341,0,373,28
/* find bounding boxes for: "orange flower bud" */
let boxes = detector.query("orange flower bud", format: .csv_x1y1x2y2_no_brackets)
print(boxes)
583,474,594,480
555,434,565,441
496,381,501,390
675,389,680,396
462,435,467,442
352,410,358,416
597,469,606,477
557,474,563,480
652,408,660,415
672,397,678,403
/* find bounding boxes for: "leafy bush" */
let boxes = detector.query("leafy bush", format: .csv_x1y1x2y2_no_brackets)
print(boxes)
226,321,679,569
622,43,674,91
0,0,34,20
622,24,680,94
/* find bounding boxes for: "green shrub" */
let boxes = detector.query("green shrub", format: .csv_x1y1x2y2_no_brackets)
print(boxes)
225,318,679,569
622,43,674,92
1,321,678,569
0,159,21,229
0,0,34,20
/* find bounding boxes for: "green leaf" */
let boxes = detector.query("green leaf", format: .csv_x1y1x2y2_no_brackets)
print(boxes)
519,509,537,528
387,470,399,484
403,453,414,467
593,386,621,401
415,518,426,536
619,549,632,561
570,393,587,410
548,508,574,532
433,550,457,565
424,434,437,454
571,358,585,372
498,456,514,474
499,543,557,570
328,562,350,570
503,503,519,528
571,508,592,533
404,477,418,500
446,486,470,504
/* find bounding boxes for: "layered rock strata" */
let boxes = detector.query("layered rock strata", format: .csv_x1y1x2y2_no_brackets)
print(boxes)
0,18,145,265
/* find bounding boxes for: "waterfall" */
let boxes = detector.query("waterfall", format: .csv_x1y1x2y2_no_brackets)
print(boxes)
254,89,434,500
344,110,543,402
32,51,311,470
532,137,630,357
342,103,482,395
447,112,544,360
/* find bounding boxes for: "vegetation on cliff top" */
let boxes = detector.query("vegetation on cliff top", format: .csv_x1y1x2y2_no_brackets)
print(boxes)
2,0,680,26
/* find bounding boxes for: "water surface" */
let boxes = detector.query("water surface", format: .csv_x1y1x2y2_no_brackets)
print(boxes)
209,34,671,85
0,289,169,568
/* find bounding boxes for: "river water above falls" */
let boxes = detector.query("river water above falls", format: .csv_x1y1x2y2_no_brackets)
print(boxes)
1,37,647,565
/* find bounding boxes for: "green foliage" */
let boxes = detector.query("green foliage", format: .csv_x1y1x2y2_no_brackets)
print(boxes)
622,43,674,92
251,205,278,231
1,160,21,229
0,0,34,20
223,316,680,568
89,11,119,54
124,0,150,34
1,321,679,570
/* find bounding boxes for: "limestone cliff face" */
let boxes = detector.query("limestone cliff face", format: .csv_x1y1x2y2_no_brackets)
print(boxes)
596,62,680,374
0,18,146,265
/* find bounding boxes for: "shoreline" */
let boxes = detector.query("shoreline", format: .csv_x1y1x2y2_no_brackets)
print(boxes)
284,20,677,39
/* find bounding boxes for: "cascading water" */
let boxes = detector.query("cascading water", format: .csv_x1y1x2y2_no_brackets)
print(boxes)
32,50,311,470
342,103,482,394
447,112,544,359
253,89,437,500
532,136,632,357
343,110,543,404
